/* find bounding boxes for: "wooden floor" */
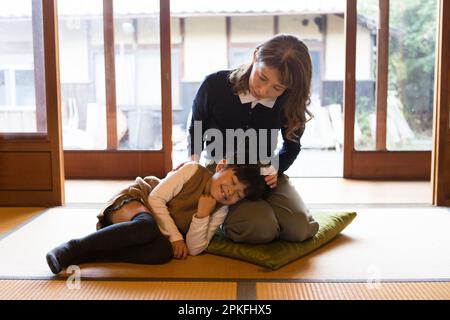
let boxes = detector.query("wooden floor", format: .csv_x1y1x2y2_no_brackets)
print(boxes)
1,179,447,300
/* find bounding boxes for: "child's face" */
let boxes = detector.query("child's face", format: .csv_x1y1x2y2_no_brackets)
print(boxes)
249,61,287,100
210,167,248,205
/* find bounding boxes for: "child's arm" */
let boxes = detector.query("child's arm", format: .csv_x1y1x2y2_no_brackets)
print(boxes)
185,204,229,256
147,162,199,243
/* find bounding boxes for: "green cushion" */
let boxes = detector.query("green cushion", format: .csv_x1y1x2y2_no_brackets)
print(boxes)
206,211,357,270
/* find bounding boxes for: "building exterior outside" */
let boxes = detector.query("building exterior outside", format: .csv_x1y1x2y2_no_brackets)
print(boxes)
1,0,435,176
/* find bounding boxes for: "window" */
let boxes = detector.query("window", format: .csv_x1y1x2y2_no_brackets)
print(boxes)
0,70,7,105
229,47,254,69
354,0,437,151
310,50,321,96
58,0,164,151
114,48,163,150
57,0,107,150
112,1,163,151
0,0,46,134
386,0,437,150
15,70,35,106
170,8,346,177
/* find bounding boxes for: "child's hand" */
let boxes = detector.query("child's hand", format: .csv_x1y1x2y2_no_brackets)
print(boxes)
171,240,188,259
197,194,217,218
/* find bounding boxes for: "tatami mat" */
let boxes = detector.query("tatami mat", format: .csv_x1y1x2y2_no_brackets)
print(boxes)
0,207,449,281
0,280,236,300
0,207,44,235
257,282,450,300
65,179,432,204
2,279,448,300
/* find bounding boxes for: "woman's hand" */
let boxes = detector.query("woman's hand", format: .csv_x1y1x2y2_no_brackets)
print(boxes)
265,174,278,188
196,194,217,218
171,240,188,259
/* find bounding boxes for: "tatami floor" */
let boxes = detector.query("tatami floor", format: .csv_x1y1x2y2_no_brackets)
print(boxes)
65,178,432,205
1,178,449,300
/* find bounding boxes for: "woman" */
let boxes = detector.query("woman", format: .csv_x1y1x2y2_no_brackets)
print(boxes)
188,34,319,244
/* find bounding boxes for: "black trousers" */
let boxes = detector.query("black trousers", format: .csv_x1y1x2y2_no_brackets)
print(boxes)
64,212,173,266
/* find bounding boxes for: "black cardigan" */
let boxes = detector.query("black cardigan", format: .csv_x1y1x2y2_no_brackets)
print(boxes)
188,70,305,174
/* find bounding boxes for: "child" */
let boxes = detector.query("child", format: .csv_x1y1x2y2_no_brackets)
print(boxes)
45,160,265,274
188,34,319,244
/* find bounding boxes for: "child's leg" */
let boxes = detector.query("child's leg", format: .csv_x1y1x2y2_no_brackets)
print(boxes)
70,233,172,266
265,175,319,242
46,212,170,274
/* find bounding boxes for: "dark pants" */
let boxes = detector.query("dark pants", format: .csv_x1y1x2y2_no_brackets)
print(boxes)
58,212,173,267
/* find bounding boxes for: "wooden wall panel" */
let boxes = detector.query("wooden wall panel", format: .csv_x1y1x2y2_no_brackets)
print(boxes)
443,133,450,200
65,151,166,179
350,151,431,180
0,152,52,190
343,0,357,178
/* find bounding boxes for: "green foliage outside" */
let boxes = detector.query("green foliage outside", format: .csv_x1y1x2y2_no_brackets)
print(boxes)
356,0,437,149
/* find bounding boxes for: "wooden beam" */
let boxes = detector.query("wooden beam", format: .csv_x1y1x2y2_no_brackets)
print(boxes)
432,0,450,205
160,0,173,174
375,0,389,151
274,15,279,35
103,0,118,150
42,0,64,205
343,0,357,178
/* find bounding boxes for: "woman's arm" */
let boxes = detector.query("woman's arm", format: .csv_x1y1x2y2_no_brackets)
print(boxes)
277,126,305,174
147,162,199,243
185,205,229,256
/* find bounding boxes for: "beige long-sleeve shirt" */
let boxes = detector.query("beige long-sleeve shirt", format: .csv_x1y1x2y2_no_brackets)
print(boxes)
147,162,228,256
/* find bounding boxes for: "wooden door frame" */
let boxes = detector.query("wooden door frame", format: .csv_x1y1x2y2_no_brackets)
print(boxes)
64,0,172,179
432,0,450,206
0,0,64,206
343,0,431,180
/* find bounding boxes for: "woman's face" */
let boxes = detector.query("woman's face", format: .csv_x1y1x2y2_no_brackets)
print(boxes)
248,61,287,100
210,167,248,205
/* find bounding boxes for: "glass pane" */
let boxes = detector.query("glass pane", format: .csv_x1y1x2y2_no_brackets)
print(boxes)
387,0,437,150
355,0,378,151
0,70,7,105
171,2,346,177
114,0,162,150
57,0,107,150
0,0,47,133
15,70,35,106
229,48,253,69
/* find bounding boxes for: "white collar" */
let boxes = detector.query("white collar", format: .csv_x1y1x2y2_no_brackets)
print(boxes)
238,92,276,109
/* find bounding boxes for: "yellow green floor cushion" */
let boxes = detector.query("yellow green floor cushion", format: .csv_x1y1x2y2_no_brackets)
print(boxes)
206,211,357,270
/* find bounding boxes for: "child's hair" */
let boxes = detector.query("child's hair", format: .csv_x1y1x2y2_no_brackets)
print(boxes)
228,34,313,142
222,163,267,201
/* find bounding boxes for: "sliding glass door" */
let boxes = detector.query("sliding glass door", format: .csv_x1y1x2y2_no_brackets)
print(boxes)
59,0,172,178
0,0,64,206
344,0,437,179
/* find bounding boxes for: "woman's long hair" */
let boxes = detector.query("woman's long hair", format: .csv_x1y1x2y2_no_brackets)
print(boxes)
228,34,313,141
